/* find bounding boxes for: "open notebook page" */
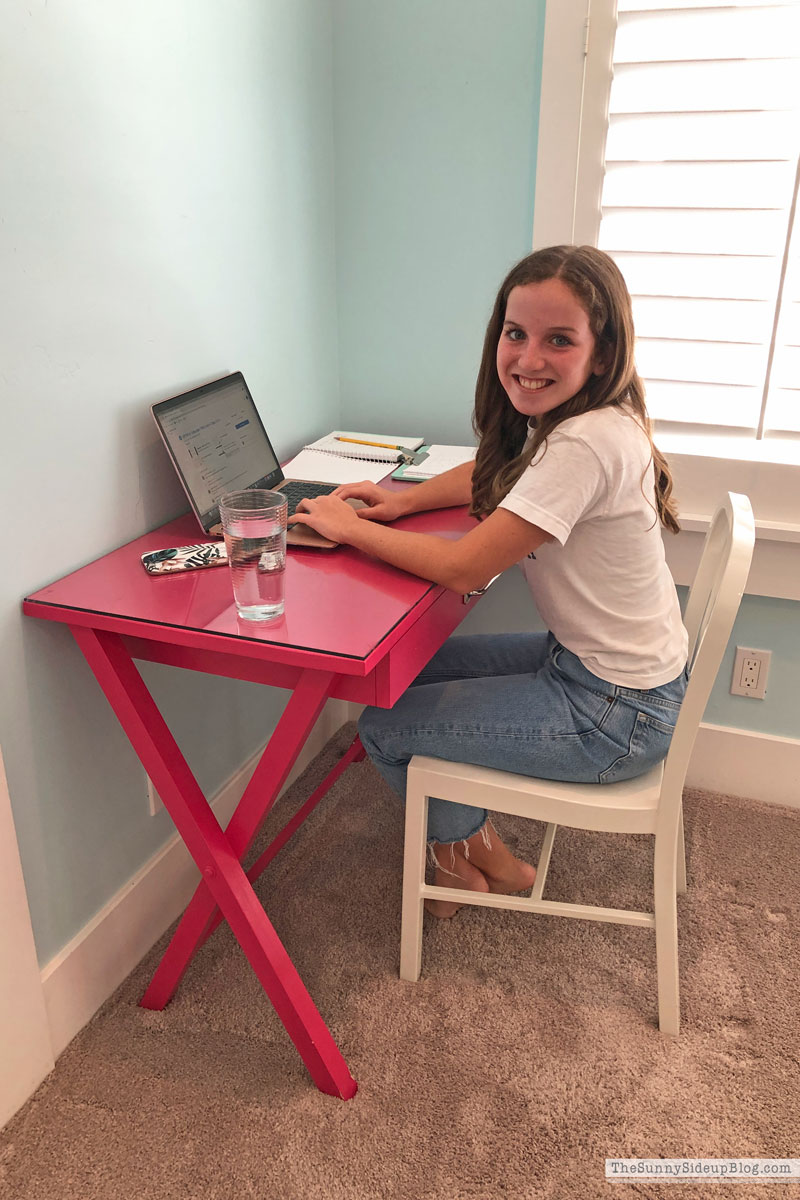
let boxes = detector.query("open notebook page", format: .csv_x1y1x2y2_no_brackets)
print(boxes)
280,449,394,485
401,445,477,480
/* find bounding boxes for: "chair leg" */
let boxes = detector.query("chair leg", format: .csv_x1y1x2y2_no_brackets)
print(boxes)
530,823,557,900
400,783,428,982
653,834,680,1035
676,804,687,896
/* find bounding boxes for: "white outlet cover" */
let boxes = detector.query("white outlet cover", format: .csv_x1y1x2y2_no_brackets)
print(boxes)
730,646,771,700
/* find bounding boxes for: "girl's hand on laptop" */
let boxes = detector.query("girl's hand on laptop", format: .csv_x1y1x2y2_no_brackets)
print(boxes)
288,494,364,542
331,482,409,523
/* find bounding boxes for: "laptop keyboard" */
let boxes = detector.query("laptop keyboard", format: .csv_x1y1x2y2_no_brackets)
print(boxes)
279,480,338,517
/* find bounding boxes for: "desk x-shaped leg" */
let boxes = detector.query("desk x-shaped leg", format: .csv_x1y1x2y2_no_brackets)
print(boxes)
71,625,359,1099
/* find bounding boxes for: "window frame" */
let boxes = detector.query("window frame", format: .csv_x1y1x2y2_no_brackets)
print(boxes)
532,0,800,599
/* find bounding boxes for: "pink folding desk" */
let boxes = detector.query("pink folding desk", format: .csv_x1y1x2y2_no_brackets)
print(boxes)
23,501,481,1100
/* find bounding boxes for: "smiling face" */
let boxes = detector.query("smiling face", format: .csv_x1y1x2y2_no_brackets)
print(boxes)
496,277,606,419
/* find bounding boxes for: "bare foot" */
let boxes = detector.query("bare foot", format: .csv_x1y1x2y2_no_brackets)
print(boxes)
461,823,536,896
484,859,536,896
425,849,490,920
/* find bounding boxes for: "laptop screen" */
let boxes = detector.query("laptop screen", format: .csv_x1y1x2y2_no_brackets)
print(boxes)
152,373,284,531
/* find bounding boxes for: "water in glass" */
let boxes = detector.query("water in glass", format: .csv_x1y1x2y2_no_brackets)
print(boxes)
224,518,286,620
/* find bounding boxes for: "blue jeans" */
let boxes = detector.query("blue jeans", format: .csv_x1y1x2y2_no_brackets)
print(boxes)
358,632,688,845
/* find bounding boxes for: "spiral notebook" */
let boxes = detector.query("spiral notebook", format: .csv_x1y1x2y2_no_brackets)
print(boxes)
281,431,425,484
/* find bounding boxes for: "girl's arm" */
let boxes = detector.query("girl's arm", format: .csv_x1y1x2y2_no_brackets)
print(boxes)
288,492,550,594
331,459,474,523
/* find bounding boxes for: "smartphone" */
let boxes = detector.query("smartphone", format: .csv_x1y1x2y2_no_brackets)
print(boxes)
141,542,228,576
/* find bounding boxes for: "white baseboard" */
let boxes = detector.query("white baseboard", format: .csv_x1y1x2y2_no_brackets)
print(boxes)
41,700,350,1060
688,722,800,810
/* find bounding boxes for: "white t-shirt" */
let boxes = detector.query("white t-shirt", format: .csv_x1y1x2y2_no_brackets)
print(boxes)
498,405,688,688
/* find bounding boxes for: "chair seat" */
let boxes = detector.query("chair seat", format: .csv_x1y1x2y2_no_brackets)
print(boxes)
408,755,665,834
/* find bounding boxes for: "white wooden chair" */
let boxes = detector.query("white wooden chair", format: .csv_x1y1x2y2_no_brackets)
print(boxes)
400,493,755,1034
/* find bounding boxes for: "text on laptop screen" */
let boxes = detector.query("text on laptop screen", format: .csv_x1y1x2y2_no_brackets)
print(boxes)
157,377,280,520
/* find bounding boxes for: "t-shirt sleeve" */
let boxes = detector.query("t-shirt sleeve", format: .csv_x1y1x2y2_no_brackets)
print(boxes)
498,433,608,545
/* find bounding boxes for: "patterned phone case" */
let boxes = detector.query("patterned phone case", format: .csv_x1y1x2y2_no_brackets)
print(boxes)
141,542,228,575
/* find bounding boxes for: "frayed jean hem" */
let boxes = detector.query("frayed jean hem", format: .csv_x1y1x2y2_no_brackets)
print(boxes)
426,809,489,848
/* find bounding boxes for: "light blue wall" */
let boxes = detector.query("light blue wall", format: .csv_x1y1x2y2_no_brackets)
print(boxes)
333,0,546,444
698,593,799,738
2,1,339,963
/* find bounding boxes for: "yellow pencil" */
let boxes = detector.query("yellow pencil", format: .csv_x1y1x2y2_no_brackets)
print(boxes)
335,436,406,450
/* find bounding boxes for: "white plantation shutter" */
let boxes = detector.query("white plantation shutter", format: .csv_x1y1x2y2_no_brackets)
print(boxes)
596,1,800,436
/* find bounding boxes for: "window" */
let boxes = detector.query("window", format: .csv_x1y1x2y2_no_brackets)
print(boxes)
532,0,800,597
597,2,800,438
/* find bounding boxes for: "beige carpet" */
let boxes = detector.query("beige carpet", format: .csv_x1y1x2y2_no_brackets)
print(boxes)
2,723,799,1200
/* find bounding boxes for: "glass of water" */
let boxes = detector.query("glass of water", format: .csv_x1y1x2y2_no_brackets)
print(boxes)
218,489,287,621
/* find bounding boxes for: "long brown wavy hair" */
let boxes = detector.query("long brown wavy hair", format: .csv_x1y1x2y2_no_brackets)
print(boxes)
471,245,680,533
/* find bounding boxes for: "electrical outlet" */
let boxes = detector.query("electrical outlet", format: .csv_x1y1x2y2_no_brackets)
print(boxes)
146,774,163,816
730,646,771,700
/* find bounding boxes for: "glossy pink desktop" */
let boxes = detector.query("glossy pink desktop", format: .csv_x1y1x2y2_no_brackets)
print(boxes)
23,497,481,1100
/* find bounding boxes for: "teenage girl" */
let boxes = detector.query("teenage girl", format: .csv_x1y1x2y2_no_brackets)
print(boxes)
289,245,688,918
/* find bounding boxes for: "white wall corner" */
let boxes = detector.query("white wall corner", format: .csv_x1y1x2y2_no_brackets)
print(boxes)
40,699,350,1060
0,748,55,1129
532,0,590,248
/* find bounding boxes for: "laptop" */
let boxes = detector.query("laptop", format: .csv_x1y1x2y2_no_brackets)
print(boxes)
151,372,364,549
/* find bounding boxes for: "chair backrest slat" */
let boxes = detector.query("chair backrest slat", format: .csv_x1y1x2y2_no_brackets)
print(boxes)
661,493,755,810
